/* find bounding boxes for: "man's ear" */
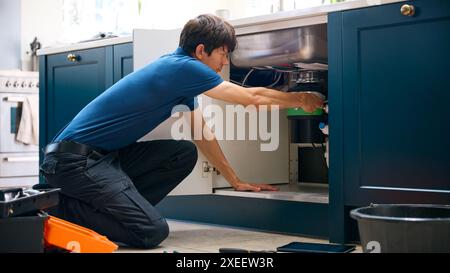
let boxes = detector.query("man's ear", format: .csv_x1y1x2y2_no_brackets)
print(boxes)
194,44,206,60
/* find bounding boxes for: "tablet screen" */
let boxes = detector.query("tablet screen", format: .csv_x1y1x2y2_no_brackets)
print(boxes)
277,242,355,253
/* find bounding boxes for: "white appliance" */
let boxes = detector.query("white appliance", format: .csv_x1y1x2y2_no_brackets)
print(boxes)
0,70,39,188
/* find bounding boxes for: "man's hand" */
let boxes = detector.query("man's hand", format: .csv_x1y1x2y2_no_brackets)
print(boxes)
233,181,279,192
204,82,325,111
296,92,325,113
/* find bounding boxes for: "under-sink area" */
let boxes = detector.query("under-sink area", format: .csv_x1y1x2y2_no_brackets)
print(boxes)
210,23,330,205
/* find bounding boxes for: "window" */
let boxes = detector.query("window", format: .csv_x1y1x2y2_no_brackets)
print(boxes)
62,0,139,42
60,0,351,43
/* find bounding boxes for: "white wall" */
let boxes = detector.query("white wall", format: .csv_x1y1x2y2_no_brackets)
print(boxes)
137,0,225,30
0,0,21,69
217,0,275,20
21,0,64,68
132,0,301,30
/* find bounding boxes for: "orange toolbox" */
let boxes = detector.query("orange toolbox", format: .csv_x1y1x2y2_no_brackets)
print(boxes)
44,215,118,253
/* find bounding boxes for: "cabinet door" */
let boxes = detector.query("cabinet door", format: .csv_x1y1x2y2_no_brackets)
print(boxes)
45,47,109,144
338,0,450,206
113,43,133,83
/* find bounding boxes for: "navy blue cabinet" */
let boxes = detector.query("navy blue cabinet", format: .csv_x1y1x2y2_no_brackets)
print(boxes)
44,47,109,144
39,43,133,163
329,0,450,242
113,43,133,83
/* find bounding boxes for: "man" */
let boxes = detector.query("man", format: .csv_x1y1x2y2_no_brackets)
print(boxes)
40,14,324,249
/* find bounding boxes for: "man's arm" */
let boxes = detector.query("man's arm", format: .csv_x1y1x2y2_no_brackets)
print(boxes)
204,81,323,112
188,108,278,192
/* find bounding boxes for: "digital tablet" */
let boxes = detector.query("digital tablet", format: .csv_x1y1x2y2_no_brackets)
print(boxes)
277,242,355,253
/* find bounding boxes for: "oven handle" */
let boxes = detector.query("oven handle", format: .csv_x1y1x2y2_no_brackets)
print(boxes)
3,96,25,103
3,156,39,162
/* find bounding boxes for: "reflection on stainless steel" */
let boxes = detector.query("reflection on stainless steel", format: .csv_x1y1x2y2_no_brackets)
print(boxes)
231,24,327,68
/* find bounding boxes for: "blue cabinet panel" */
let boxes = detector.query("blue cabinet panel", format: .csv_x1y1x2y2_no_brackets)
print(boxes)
328,10,347,244
113,43,133,83
330,0,450,208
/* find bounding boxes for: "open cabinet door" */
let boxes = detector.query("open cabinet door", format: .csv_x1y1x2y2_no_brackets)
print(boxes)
210,66,290,189
133,29,213,195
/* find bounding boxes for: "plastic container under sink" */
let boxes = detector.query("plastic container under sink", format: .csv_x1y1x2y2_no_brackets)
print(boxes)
350,204,450,253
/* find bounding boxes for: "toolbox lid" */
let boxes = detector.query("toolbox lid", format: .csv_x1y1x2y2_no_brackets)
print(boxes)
0,188,60,218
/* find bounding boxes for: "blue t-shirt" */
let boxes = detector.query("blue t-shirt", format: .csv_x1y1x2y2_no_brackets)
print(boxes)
53,47,223,151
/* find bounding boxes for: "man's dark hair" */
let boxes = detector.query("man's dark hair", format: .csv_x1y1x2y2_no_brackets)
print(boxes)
179,14,237,56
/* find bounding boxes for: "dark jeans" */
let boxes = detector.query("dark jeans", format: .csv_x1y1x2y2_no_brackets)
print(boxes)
39,140,198,249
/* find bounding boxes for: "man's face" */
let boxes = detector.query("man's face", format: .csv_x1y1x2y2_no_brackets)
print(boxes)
194,45,230,73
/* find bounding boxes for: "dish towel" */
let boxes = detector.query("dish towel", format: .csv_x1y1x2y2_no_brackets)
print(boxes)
16,94,39,145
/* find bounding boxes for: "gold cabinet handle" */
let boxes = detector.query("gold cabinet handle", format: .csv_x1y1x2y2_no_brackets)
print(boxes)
67,53,79,62
400,4,415,16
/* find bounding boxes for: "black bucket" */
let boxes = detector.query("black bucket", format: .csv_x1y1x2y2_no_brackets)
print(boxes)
350,204,450,253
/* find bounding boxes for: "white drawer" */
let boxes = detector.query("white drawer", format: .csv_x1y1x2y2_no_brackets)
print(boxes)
0,153,39,177
0,176,39,189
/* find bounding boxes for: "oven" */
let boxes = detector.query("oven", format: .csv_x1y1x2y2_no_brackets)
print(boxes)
0,71,39,188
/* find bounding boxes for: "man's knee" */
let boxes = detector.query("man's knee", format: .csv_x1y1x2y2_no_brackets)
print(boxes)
134,218,169,249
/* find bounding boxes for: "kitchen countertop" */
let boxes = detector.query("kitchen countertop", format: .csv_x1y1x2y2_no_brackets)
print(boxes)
37,0,404,56
37,35,132,56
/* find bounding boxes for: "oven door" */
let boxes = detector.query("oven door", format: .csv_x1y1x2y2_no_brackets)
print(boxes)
0,93,39,153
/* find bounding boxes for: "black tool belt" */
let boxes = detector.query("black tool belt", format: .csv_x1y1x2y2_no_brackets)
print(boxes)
44,141,106,156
